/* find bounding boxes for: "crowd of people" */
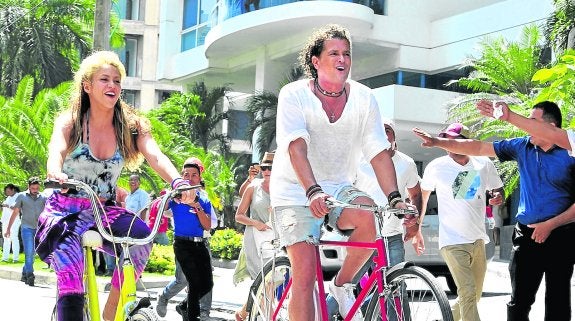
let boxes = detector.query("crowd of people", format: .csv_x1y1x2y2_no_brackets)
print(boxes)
1,22,575,321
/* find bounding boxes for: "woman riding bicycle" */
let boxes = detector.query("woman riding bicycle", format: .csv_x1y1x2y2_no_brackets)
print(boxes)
35,51,196,321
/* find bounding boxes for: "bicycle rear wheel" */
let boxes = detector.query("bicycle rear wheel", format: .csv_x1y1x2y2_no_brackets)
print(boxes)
364,265,453,321
247,256,322,321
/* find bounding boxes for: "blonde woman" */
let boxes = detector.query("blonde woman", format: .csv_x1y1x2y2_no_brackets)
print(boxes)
35,51,195,321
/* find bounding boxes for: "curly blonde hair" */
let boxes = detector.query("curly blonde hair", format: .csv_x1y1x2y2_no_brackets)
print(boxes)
65,51,148,170
298,24,352,79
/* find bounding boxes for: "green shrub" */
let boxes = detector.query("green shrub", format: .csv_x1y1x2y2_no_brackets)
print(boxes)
145,245,176,275
210,228,243,260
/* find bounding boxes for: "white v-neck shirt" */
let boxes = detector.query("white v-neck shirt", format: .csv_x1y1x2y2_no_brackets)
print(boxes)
270,79,390,207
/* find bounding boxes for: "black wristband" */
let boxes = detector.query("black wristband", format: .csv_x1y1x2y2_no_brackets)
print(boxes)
389,197,402,208
387,190,402,203
306,184,321,196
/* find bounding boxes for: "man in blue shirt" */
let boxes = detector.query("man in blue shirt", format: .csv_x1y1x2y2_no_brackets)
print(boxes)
168,161,213,321
412,101,575,321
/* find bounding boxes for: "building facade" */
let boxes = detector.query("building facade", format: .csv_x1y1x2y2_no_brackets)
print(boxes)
115,0,182,111
156,0,553,163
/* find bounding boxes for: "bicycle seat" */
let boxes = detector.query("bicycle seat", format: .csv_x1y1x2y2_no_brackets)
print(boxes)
82,230,103,248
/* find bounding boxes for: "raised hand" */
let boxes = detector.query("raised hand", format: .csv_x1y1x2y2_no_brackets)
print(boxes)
476,100,510,121
412,127,436,147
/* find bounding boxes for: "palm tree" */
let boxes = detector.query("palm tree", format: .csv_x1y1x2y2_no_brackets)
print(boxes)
151,82,232,155
444,25,547,196
0,76,69,185
0,0,94,97
544,0,575,52
245,66,303,161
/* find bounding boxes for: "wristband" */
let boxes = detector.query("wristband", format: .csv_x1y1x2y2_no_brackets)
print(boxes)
171,177,190,189
306,184,321,197
389,196,402,208
387,190,402,203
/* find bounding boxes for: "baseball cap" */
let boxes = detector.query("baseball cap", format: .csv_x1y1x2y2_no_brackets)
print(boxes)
438,123,471,139
183,157,204,173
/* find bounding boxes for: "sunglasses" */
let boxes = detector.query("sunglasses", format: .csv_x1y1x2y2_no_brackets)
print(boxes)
260,166,272,171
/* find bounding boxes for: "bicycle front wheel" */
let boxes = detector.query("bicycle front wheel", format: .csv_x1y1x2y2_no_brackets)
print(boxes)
364,265,453,321
129,307,160,321
247,256,322,321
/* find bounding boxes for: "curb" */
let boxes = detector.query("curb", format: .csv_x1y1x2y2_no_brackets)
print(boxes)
0,258,237,289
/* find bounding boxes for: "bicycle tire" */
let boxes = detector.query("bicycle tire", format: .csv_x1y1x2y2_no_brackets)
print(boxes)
364,265,453,321
247,256,322,321
129,307,161,321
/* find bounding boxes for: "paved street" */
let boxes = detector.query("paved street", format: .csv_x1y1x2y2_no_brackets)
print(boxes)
0,255,574,320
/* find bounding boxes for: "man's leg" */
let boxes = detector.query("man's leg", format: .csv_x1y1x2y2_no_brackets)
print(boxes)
157,259,188,317
470,240,487,304
507,224,543,321
21,226,36,285
175,241,213,321
440,243,480,321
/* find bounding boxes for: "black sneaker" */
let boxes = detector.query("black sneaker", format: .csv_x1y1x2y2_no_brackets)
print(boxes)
175,303,189,321
26,274,35,287
20,273,28,283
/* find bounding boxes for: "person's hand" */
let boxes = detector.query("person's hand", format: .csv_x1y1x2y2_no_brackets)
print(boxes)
527,220,553,244
411,230,425,255
248,165,259,182
399,202,419,241
255,221,271,231
412,128,437,148
3,230,9,238
476,100,510,121
489,190,504,206
487,216,496,229
308,192,330,218
47,172,69,183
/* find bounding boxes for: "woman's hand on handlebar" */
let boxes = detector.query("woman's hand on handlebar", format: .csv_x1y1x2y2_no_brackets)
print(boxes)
46,172,69,183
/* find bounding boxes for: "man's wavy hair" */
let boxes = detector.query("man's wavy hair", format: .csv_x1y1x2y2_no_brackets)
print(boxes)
298,24,352,79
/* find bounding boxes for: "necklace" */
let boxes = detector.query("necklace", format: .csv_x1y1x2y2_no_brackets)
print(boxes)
315,79,346,97
319,88,349,123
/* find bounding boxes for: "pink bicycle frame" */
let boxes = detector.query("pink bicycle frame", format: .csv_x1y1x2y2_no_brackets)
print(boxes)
271,236,403,321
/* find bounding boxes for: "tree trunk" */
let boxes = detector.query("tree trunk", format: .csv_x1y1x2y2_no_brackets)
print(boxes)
93,0,111,50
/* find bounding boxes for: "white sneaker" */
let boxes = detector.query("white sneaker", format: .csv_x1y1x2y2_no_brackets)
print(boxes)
329,279,363,321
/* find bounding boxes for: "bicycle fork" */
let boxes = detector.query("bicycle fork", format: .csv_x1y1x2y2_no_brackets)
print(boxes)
115,243,137,321
84,246,101,321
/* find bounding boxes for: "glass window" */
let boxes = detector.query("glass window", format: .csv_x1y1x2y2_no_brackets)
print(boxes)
115,37,139,77
200,0,216,23
227,109,250,140
183,0,199,29
117,0,140,20
157,90,177,105
122,90,139,108
182,30,197,51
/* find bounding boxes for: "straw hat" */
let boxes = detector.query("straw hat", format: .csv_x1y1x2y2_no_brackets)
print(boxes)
255,152,274,169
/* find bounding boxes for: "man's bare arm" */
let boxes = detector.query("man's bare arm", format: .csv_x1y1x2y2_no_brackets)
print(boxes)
412,127,496,157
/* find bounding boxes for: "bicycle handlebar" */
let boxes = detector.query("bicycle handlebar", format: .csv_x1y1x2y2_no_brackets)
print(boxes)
324,197,418,218
44,179,200,246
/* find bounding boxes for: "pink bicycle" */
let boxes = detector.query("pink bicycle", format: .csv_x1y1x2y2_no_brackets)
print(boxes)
246,198,453,321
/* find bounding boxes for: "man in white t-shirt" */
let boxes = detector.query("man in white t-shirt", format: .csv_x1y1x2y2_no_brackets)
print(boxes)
355,119,423,263
418,123,504,321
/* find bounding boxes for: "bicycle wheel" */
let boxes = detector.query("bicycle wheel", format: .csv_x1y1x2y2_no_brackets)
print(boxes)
129,307,161,321
364,266,453,321
247,256,322,321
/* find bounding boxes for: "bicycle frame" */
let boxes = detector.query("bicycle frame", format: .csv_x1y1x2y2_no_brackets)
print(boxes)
47,179,199,321
268,236,396,321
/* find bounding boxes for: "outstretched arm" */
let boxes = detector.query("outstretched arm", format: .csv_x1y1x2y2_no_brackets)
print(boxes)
412,127,497,157
476,100,572,151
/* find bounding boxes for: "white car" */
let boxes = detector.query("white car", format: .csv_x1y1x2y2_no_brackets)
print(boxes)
319,210,495,294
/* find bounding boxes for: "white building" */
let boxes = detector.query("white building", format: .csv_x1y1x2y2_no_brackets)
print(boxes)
156,0,554,165
114,0,182,111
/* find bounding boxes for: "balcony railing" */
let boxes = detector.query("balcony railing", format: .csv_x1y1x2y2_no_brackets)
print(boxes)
212,0,385,25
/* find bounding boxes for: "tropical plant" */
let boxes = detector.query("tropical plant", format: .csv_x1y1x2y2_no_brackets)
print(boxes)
0,76,69,185
152,82,233,155
444,25,547,196
544,0,575,52
245,66,303,161
0,0,92,96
